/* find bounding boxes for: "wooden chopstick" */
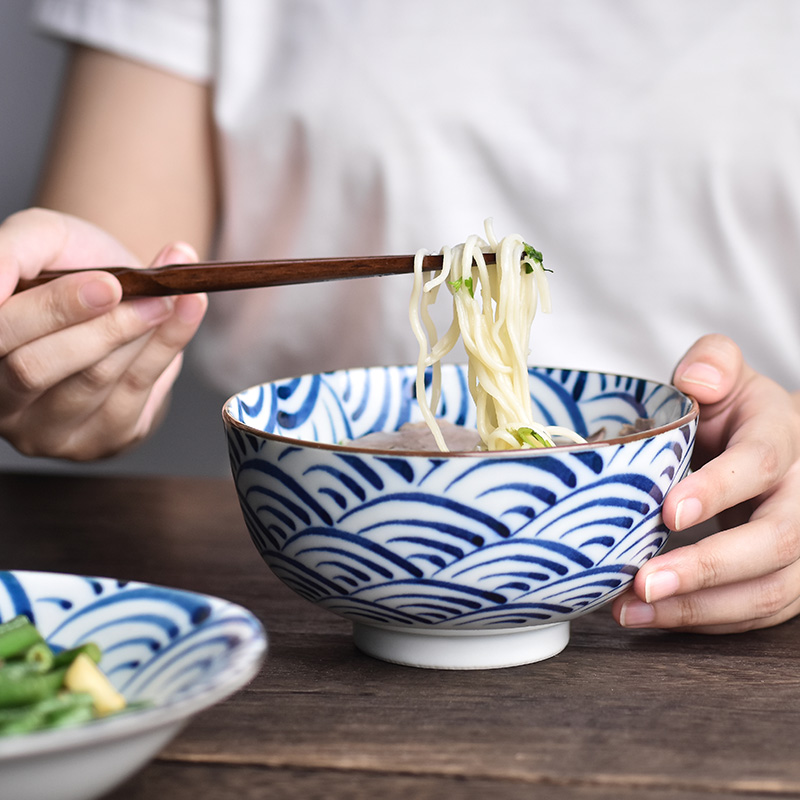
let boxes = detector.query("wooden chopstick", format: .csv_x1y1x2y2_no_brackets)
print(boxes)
13,252,498,298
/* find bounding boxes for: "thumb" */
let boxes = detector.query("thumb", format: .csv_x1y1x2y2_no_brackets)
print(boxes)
672,333,744,406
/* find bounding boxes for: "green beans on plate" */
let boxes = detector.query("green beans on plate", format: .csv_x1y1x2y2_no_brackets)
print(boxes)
0,614,126,736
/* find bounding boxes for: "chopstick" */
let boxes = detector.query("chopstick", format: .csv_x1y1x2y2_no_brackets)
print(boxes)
13,252,498,298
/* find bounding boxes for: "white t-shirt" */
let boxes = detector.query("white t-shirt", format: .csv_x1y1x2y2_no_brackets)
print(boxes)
33,0,800,393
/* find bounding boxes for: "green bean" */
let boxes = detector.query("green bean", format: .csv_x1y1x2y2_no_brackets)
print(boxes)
0,614,30,638
0,615,43,659
43,694,95,730
26,693,89,716
52,642,102,668
0,619,133,736
0,666,66,708
0,661,42,680
0,692,94,734
24,641,55,672
0,706,46,735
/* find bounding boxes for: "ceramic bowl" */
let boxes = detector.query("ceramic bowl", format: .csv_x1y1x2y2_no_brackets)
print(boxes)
0,571,266,800
223,365,697,670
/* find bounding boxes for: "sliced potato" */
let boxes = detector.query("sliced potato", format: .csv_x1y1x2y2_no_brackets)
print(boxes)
63,654,126,716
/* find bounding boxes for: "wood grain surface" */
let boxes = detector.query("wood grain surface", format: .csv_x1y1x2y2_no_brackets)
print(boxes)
2,471,798,800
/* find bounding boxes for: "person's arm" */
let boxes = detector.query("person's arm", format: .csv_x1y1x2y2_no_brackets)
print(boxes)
37,44,217,261
612,334,800,633
0,46,215,460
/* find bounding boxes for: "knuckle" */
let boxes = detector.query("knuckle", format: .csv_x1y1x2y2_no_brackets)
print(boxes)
118,350,183,398
16,206,61,228
672,596,707,629
752,572,790,620
9,427,69,459
70,412,138,461
752,438,784,485
119,368,158,396
13,425,115,462
99,305,158,350
94,309,130,346
2,206,62,239
37,284,75,330
2,348,49,395
76,358,121,394
691,543,726,590
7,435,41,458
0,317,14,359
771,516,800,567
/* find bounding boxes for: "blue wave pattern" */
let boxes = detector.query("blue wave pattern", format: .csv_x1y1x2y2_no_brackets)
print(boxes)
0,572,265,703
226,366,696,629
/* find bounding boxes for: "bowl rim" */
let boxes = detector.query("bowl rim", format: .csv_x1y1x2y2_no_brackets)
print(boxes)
0,570,266,761
221,364,700,457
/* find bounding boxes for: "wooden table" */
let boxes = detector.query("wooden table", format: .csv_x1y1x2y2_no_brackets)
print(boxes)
2,470,799,800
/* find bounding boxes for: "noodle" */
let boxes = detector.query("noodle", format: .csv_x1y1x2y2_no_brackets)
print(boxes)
409,219,585,453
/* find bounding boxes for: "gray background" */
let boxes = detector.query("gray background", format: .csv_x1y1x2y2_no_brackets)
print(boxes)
0,0,230,477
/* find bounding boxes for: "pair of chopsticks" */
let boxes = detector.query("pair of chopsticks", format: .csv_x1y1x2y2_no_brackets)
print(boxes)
13,252,497,298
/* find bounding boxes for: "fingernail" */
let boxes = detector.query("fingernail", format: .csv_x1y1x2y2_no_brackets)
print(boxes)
676,362,722,391
674,497,702,530
133,296,174,322
165,242,199,263
79,279,118,309
620,600,656,627
644,570,679,603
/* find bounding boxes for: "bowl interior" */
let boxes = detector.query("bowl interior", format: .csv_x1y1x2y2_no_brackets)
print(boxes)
224,364,696,447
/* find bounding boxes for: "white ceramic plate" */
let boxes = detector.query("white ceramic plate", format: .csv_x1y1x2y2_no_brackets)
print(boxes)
0,571,267,800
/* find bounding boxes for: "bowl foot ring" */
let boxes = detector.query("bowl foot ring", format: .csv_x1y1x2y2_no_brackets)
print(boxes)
352,621,570,670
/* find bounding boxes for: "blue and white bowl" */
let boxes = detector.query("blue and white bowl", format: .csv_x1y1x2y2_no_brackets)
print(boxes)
224,365,697,670
0,571,266,800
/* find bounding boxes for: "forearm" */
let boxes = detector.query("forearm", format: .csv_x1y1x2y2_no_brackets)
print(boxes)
35,45,218,263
